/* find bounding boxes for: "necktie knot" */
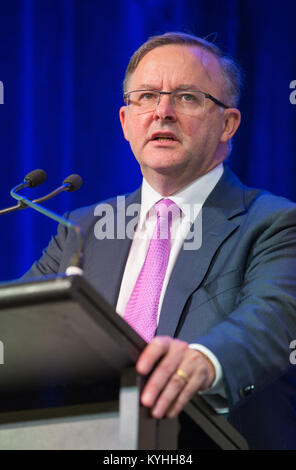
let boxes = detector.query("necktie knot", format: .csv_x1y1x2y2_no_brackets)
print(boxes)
154,199,180,239
155,198,176,218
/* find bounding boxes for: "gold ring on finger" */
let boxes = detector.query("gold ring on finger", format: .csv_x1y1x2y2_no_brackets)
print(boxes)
176,368,189,384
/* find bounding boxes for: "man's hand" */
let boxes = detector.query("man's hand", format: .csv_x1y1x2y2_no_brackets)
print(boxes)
136,336,216,419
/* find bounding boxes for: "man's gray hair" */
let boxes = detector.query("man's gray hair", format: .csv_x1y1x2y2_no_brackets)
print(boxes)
123,32,243,108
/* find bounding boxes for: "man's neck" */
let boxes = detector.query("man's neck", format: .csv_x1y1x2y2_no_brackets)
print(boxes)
142,163,224,196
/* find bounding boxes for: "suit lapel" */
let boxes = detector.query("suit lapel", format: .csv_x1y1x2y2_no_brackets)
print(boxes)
157,167,247,337
85,188,141,308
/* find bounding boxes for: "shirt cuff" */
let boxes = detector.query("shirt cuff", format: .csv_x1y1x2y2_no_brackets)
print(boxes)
189,343,229,414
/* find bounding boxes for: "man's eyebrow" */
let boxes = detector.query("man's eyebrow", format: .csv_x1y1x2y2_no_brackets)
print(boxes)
130,84,200,91
174,84,200,91
130,84,159,90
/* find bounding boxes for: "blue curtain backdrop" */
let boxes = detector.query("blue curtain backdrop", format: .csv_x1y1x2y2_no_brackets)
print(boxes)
0,0,295,281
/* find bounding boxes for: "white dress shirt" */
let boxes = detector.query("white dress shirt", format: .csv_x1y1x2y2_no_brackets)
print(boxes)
116,163,228,413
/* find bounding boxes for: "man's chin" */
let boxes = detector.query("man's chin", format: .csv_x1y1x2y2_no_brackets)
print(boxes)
141,160,189,178
140,150,186,169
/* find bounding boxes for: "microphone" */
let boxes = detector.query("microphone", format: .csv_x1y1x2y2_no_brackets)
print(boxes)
0,169,47,215
10,173,84,275
63,174,83,192
24,169,47,188
0,173,82,215
29,174,83,205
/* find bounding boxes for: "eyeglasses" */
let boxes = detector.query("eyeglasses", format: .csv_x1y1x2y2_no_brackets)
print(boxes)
123,89,230,116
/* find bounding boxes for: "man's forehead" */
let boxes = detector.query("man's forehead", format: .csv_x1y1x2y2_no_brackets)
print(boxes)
129,44,224,90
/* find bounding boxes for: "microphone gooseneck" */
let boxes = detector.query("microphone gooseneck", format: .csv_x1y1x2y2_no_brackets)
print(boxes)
9,172,84,273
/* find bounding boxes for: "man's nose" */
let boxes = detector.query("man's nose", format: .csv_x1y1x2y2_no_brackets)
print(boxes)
154,94,177,120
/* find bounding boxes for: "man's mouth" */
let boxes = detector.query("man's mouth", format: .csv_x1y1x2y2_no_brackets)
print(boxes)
150,132,178,142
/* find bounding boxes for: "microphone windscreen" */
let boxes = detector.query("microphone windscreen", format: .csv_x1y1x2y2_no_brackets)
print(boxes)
24,169,47,187
63,174,83,192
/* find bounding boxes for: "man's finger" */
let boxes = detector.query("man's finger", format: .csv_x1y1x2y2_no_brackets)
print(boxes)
165,380,199,418
137,338,189,407
149,351,202,418
136,336,177,375
149,350,215,418
150,367,193,418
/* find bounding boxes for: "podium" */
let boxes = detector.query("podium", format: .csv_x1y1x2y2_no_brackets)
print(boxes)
0,275,248,450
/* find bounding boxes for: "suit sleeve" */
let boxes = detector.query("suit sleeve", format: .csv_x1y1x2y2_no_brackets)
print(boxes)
196,205,296,409
21,216,69,280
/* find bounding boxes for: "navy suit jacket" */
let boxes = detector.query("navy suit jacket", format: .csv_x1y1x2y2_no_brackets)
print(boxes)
23,166,296,449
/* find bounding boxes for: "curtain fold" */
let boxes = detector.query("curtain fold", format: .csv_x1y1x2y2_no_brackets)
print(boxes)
0,0,295,280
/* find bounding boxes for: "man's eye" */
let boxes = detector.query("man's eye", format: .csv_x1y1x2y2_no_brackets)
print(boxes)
139,92,157,101
179,93,197,102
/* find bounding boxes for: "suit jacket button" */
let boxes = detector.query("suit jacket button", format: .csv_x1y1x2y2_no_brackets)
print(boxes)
240,385,255,398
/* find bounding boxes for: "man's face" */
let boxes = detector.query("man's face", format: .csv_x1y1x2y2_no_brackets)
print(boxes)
120,45,240,191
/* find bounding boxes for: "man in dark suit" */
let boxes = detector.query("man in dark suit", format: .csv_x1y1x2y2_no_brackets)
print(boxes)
24,32,296,449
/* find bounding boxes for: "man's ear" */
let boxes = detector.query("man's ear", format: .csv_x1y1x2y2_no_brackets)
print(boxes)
119,106,130,142
220,108,241,144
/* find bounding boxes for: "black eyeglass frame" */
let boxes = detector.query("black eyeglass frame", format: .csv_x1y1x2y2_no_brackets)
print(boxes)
123,89,230,110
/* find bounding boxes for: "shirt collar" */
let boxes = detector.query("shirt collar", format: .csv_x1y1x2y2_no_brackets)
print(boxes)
139,163,224,229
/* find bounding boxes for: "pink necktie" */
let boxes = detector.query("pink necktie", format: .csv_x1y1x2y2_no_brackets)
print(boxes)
124,199,176,342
